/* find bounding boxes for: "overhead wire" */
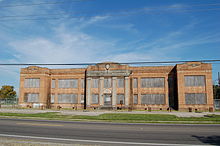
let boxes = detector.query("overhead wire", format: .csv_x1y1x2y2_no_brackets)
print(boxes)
0,2,219,75
0,59,220,66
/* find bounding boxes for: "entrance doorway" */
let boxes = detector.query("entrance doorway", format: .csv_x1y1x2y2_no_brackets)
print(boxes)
104,94,112,106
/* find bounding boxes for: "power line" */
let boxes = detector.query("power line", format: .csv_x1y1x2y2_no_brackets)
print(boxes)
0,0,87,8
0,59,220,66
121,59,220,65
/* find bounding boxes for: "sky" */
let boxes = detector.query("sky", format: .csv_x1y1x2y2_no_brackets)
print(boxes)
0,0,220,94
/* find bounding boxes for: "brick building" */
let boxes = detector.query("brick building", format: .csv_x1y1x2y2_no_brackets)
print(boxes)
19,62,214,111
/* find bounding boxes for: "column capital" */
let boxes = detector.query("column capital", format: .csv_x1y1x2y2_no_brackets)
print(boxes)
112,77,117,80
125,76,129,80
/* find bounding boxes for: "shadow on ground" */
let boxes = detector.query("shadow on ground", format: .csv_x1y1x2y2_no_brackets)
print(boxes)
192,135,220,145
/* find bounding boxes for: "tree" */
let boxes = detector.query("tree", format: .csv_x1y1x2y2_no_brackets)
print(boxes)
0,85,16,99
213,85,220,99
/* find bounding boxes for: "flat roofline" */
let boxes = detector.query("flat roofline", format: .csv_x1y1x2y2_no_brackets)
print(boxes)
21,62,211,70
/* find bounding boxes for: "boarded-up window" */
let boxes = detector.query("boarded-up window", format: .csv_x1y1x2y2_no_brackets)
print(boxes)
24,93,39,103
58,79,78,88
58,94,78,103
92,78,99,88
81,94,84,104
117,78,124,88
133,94,138,104
141,94,165,104
24,78,40,88
51,79,56,88
141,78,164,88
133,78,138,88
185,93,207,104
81,79,84,89
51,94,55,103
117,94,125,104
92,94,99,104
104,78,112,88
185,76,205,86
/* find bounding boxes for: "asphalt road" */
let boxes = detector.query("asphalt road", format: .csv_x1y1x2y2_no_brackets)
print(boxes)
0,118,219,146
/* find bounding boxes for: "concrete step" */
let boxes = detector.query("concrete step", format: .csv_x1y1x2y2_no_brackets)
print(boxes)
100,106,113,110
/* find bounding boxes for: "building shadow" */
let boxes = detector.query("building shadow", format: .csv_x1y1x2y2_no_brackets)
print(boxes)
192,135,220,145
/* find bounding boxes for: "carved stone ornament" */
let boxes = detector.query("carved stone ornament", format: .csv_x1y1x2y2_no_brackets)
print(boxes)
105,64,110,70
103,88,111,94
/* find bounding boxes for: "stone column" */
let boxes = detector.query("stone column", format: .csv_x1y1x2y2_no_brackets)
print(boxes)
86,77,92,106
125,77,130,106
112,77,117,107
99,77,104,106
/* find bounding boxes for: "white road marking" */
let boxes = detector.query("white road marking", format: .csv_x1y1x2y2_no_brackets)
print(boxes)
0,133,207,146
16,122,63,127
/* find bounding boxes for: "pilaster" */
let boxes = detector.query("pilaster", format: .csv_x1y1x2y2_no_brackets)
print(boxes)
112,77,117,106
99,77,104,106
125,77,130,106
86,77,92,106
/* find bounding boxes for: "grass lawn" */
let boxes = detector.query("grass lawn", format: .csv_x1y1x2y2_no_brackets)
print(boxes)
0,112,220,124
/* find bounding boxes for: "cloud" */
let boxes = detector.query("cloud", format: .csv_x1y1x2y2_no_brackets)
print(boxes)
74,15,111,30
8,25,115,64
0,65,20,90
88,15,110,24
168,4,186,9
99,23,139,34
1,0,220,89
5,17,220,66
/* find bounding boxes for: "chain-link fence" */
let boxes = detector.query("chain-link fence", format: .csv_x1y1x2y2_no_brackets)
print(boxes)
0,98,18,106
214,99,220,110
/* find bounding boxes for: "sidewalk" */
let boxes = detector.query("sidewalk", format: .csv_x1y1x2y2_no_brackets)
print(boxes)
0,108,219,117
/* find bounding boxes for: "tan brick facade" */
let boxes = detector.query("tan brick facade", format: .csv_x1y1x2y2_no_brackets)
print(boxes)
19,62,214,111
176,62,214,111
